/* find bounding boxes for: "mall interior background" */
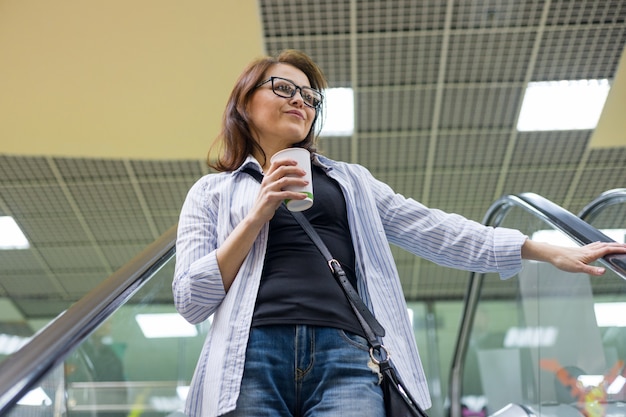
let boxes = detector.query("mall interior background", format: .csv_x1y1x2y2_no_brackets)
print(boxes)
1,0,625,415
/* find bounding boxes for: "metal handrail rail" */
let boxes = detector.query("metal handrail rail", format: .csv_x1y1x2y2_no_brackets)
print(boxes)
448,192,626,417
0,224,178,415
578,188,626,223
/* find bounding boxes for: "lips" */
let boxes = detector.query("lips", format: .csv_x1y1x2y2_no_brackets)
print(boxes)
285,110,305,120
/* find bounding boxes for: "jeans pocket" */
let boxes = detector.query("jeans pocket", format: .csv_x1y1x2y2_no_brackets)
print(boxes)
338,329,370,351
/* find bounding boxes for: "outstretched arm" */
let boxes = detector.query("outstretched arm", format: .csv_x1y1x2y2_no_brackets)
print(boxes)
521,240,626,276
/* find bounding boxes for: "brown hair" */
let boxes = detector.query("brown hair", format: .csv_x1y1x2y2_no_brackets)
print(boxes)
207,50,328,172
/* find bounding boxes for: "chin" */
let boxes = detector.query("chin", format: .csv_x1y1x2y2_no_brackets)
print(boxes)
286,130,309,143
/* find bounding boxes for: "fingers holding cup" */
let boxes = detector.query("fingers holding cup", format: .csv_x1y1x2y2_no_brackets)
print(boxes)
269,148,313,212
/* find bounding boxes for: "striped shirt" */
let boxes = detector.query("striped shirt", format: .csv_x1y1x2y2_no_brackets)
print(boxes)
173,154,527,417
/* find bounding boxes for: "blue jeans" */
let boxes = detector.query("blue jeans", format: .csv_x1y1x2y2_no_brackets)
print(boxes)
224,325,385,417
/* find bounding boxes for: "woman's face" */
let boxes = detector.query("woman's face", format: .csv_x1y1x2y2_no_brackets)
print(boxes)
247,63,317,154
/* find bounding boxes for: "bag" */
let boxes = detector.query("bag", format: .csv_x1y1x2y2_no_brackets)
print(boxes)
370,345,428,417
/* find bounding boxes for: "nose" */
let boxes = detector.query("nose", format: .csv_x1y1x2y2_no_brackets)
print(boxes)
289,89,305,107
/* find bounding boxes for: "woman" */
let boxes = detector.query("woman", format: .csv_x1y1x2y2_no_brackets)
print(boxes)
173,49,626,417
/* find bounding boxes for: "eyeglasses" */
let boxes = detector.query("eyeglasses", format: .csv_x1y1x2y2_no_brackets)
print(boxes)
256,76,323,109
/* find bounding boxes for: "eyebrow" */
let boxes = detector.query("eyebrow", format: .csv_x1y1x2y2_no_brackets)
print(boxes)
273,76,314,89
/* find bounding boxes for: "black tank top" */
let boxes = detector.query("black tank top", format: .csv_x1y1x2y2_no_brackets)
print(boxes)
251,164,364,336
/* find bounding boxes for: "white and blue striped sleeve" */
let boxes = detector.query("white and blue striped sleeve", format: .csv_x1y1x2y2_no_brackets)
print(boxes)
367,170,527,279
173,177,227,324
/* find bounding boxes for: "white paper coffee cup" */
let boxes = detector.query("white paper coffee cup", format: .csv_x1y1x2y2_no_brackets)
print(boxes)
270,147,313,212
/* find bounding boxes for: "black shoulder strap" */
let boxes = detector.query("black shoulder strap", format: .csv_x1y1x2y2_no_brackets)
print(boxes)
242,167,264,183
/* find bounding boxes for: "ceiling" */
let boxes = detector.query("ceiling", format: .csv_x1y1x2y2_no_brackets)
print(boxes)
1,0,626,321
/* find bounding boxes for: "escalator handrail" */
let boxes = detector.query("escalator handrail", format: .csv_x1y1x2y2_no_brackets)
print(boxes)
520,192,626,275
448,192,626,417
578,188,626,223
0,224,178,416
516,192,615,246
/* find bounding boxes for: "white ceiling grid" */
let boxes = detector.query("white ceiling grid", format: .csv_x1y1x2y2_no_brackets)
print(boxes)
1,0,625,318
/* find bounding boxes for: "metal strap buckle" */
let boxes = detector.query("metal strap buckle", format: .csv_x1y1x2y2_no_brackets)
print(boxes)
369,345,390,364
328,259,341,273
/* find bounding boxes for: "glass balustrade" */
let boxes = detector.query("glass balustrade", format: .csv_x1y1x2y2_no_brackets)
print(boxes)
454,194,626,417
5,251,210,417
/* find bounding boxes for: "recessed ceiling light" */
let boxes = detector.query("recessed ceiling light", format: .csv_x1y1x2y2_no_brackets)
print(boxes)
17,387,52,406
320,87,354,137
594,302,626,327
532,228,625,245
135,313,198,338
0,333,30,355
517,79,610,131
0,216,30,250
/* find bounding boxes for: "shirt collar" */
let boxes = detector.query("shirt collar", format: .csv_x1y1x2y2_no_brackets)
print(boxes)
235,152,333,175
234,155,263,176
312,153,333,172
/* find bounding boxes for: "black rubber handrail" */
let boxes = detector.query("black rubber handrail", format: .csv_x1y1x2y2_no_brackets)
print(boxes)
518,192,613,245
0,224,178,415
520,193,626,278
448,192,626,417
577,188,626,273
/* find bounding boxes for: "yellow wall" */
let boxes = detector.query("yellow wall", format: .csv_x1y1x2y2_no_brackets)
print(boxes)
591,46,626,148
0,0,263,160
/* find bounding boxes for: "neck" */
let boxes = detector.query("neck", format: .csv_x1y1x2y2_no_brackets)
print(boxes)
255,145,292,172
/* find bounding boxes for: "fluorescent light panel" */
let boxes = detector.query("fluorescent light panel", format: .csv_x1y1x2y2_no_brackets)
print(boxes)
532,229,625,245
17,387,52,406
594,302,626,327
574,375,625,393
135,313,198,338
530,229,579,247
503,326,558,348
0,333,30,355
517,79,610,131
0,216,29,250
577,375,605,388
320,88,354,136
177,386,190,401
608,376,626,394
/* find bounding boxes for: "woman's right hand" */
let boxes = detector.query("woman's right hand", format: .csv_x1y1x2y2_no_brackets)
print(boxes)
215,159,309,291
249,158,309,223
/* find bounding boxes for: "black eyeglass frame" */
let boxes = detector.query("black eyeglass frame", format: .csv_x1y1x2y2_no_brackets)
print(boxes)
256,76,324,109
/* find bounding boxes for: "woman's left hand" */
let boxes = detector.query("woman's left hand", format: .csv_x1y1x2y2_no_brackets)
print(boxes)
522,240,626,276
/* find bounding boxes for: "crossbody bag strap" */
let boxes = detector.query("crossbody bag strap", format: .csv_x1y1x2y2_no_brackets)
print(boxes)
289,210,386,342
242,167,386,344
